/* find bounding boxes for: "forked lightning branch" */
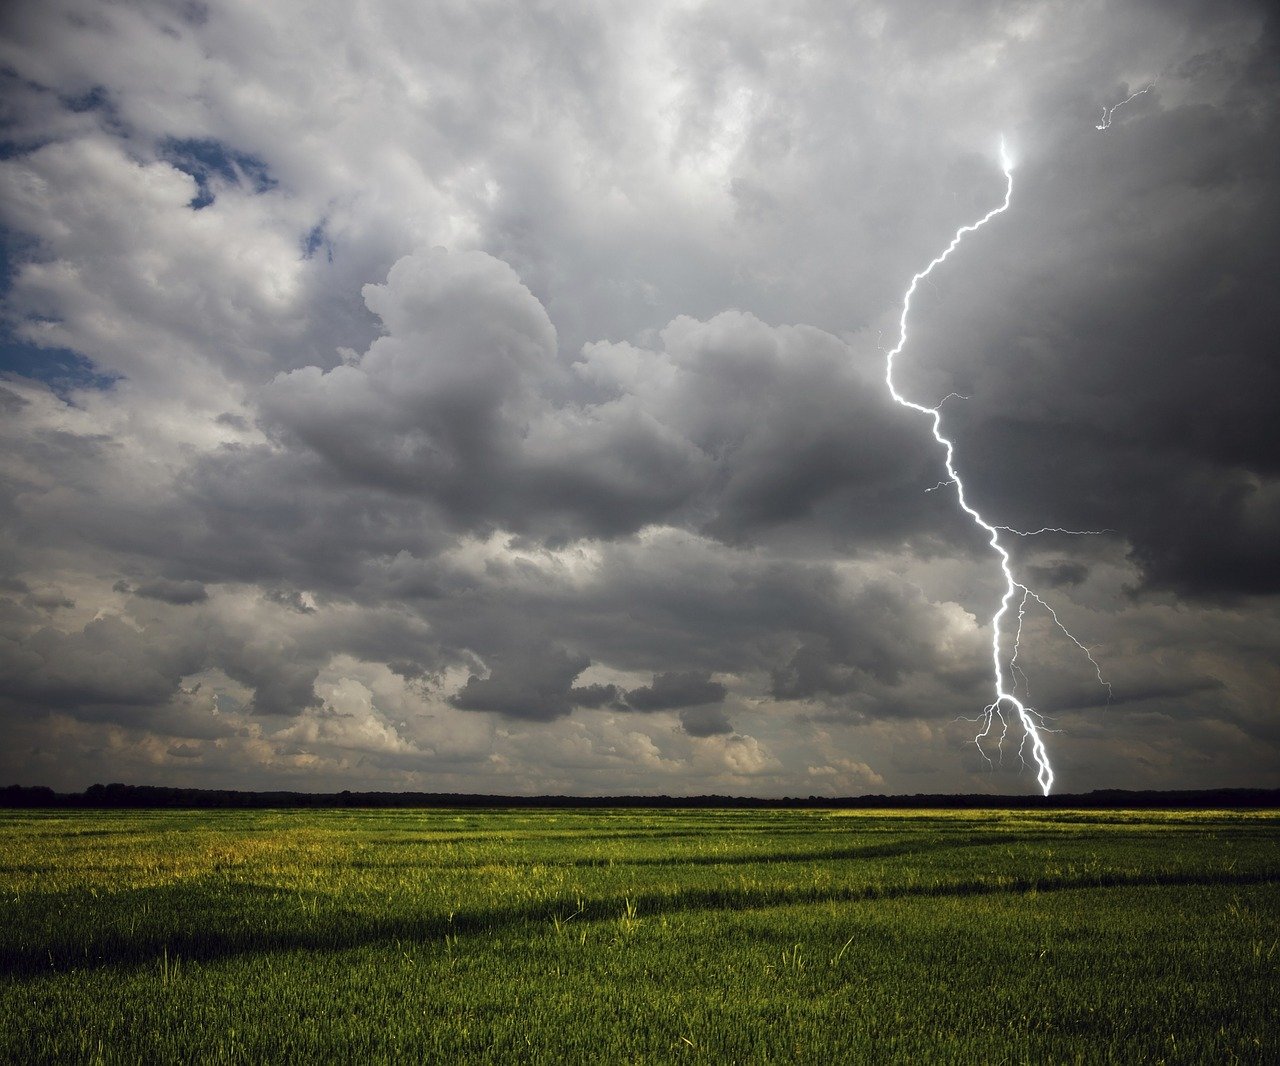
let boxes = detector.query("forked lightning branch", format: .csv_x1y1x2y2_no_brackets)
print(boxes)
883,139,1109,795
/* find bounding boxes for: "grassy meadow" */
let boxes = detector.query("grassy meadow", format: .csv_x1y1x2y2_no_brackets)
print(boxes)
0,807,1276,1063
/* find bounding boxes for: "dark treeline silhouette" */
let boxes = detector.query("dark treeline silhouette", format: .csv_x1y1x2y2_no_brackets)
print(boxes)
2,782,1278,810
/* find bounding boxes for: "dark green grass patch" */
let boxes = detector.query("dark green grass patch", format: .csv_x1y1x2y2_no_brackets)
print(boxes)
1,809,1276,1063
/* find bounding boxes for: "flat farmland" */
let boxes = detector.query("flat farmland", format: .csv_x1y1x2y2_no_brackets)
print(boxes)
1,808,1276,1063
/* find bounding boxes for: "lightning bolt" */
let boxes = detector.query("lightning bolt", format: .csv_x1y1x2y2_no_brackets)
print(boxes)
1096,83,1154,130
883,137,1108,795
996,525,1112,537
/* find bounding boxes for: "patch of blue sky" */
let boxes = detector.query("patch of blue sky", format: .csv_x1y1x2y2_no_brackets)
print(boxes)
302,221,333,261
0,336,118,399
0,231,118,399
159,137,278,210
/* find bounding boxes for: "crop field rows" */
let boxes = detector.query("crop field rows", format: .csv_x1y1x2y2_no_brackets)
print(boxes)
1,808,1276,1063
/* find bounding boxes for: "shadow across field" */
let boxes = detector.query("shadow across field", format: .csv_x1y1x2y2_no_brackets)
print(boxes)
352,822,922,848
531,831,1063,869
351,830,1065,872
3,866,1274,977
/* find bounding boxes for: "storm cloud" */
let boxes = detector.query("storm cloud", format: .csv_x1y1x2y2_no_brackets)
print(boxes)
0,0,1276,796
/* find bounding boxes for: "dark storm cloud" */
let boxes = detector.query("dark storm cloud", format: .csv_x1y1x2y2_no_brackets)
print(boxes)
25,590,75,611
134,578,208,605
400,536,996,734
263,588,315,614
388,660,435,683
0,595,342,722
1026,561,1090,590
592,313,950,547
424,545,874,678
907,23,1280,598
0,0,1276,794
168,446,456,592
678,705,734,738
450,646,590,721
0,613,205,714
258,250,941,549
765,577,988,707
569,683,623,709
622,671,727,711
260,248,708,542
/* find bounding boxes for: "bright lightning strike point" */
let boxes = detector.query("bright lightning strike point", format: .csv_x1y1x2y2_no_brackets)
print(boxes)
884,136,1107,796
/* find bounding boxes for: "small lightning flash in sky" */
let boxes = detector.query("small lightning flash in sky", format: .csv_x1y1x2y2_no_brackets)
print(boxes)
1096,83,1154,130
883,138,1109,795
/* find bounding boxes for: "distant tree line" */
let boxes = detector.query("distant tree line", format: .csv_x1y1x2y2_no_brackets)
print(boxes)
2,782,1278,810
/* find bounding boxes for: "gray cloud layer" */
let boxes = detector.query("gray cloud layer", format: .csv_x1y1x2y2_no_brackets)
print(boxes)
0,0,1276,795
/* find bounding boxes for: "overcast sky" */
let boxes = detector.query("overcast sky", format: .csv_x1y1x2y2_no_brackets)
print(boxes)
1,0,1276,796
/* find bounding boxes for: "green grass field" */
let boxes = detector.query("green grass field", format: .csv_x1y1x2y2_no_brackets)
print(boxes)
1,808,1276,1064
